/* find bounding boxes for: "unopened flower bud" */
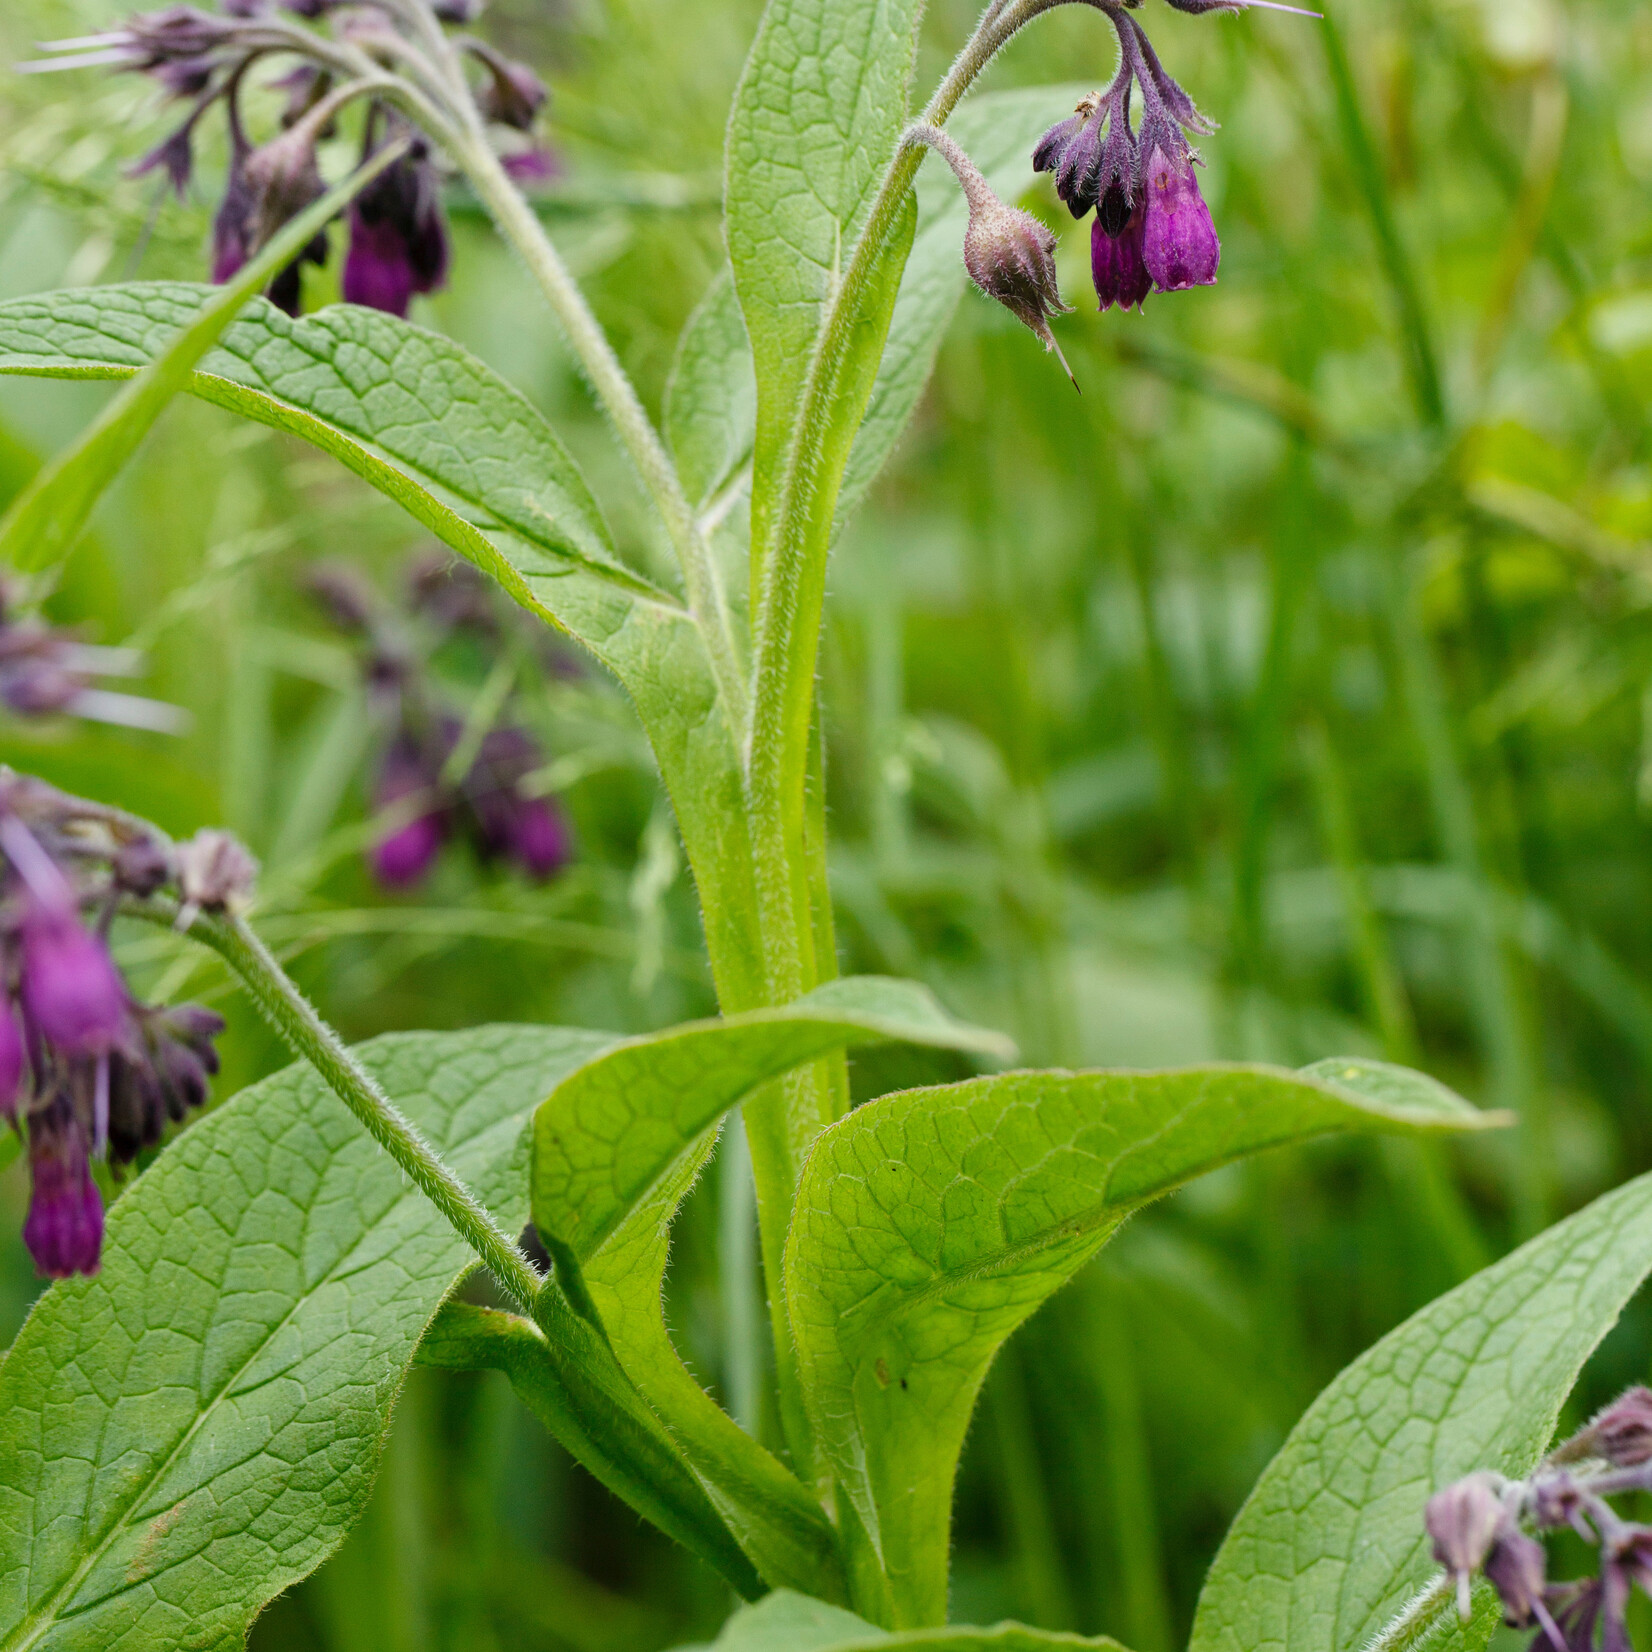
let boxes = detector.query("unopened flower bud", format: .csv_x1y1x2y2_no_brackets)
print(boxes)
470,46,547,131
1569,1388,1652,1469
1140,143,1220,292
1485,1529,1549,1627
1033,94,1107,220
1426,1473,1508,1620
963,199,1073,373
176,829,258,914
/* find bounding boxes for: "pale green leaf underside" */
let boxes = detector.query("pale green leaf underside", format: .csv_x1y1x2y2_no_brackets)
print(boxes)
666,269,757,513
0,285,768,1008
725,0,924,546
786,1060,1500,1625
1190,1166,1652,1652
675,1590,1127,1651
0,1024,608,1652
531,977,1012,1600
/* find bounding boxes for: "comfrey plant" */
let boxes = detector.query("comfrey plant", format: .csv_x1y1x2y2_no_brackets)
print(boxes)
0,3,1649,1650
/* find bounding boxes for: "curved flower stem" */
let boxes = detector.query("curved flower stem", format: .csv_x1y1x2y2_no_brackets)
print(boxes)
130,899,545,1319
445,131,750,731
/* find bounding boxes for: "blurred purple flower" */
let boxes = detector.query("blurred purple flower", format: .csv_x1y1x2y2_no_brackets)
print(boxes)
22,1094,103,1278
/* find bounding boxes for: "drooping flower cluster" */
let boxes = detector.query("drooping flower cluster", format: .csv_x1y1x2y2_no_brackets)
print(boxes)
0,582,187,735
1033,3,1223,313
29,1,557,318
0,777,246,1277
310,554,573,891
1425,1386,1652,1651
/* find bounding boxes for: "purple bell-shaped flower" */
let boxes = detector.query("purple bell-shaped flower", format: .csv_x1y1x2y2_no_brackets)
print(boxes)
19,898,129,1057
1140,144,1220,292
343,139,451,317
1091,186,1152,312
22,1094,103,1278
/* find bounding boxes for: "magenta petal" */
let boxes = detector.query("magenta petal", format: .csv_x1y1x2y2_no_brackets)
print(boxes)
23,1106,103,1278
372,814,446,888
21,904,128,1055
1091,210,1152,312
1141,147,1221,292
507,797,572,880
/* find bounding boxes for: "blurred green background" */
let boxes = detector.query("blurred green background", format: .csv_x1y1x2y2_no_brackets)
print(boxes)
3,0,1652,1645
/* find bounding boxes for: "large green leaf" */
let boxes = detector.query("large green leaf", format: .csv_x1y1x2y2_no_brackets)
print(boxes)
785,1059,1502,1628
836,85,1087,534
0,287,768,1008
1189,1167,1652,1652
0,1026,608,1651
725,0,924,554
672,1590,1126,1651
529,977,1013,1601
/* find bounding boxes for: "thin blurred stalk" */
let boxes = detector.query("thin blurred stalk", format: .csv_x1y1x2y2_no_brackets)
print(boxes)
1471,71,1568,381
1319,8,1443,429
1386,557,1549,1236
1304,719,1490,1281
718,1108,764,1437
1088,1278,1174,1652
866,590,910,870
986,1342,1079,1633
1230,442,1315,1010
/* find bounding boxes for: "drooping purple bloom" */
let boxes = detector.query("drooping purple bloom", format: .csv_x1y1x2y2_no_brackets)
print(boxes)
212,103,330,315
343,142,450,317
19,899,129,1056
1427,1473,1509,1620
22,1094,103,1278
1140,144,1220,292
469,45,547,131
464,726,570,880
371,740,447,889
1091,189,1152,312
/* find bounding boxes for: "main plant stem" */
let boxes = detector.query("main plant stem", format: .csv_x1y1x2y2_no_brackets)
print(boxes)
165,905,545,1318
745,0,1058,1005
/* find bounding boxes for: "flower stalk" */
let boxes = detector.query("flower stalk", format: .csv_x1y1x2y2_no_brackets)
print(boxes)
152,901,546,1318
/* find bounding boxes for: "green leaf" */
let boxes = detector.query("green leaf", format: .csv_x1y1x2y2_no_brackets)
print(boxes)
785,1061,1503,1628
837,86,1088,533
673,1590,1127,1651
666,268,757,514
1189,1167,1652,1652
532,975,1012,1262
0,1025,608,1652
0,149,402,576
530,977,1012,1600
725,0,924,554
0,285,769,1009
